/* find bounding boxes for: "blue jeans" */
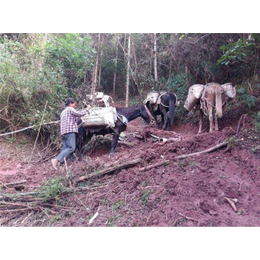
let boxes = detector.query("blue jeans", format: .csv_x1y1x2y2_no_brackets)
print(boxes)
56,133,76,163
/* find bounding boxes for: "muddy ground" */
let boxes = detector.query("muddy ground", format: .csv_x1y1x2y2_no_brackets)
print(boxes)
1,111,260,227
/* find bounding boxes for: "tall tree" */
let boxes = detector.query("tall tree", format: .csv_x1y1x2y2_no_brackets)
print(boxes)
125,33,131,107
113,35,120,96
154,33,158,87
91,33,101,101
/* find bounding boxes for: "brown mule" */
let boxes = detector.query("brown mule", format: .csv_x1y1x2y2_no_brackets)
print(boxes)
199,82,226,133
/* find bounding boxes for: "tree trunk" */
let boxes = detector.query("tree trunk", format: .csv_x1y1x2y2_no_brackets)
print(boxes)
91,33,101,102
98,34,103,91
113,35,120,96
154,33,158,87
125,33,131,107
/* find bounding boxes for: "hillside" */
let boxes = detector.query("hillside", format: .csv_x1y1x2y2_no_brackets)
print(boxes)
1,108,260,227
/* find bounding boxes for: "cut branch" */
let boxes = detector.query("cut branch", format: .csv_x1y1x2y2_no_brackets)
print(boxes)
139,160,170,172
76,158,141,182
0,120,60,137
139,140,229,172
174,140,228,160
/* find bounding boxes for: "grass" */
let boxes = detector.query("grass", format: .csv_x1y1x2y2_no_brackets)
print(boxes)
141,189,151,206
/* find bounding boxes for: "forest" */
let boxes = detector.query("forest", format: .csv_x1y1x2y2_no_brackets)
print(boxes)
1,33,260,230
1,33,260,140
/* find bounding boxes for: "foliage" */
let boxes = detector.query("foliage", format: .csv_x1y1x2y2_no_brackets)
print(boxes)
1,33,260,140
44,34,95,93
217,35,260,82
0,34,95,145
217,39,255,66
38,177,67,202
237,87,256,109
255,111,260,134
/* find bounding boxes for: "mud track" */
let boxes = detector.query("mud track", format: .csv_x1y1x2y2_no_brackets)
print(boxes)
1,114,260,227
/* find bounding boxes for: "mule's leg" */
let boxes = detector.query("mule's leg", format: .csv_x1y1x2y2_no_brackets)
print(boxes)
208,106,214,133
166,115,170,131
198,109,203,134
153,114,160,129
215,111,219,131
162,109,168,130
110,133,120,155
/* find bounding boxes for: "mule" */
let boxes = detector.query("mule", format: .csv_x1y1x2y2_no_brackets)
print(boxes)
76,104,151,156
146,92,177,130
199,82,226,133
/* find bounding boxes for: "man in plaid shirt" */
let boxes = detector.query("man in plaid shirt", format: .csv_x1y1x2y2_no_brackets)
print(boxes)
51,98,91,170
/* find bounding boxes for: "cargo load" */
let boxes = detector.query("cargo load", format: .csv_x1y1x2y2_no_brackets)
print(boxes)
222,83,236,99
81,107,117,127
184,84,205,111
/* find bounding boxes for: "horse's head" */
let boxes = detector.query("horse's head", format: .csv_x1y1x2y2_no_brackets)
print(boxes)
140,104,151,125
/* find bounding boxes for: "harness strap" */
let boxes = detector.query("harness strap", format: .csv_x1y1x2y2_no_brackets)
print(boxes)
117,113,128,125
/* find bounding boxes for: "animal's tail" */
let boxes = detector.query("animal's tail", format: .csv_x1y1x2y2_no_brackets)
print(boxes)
215,88,223,118
169,93,176,126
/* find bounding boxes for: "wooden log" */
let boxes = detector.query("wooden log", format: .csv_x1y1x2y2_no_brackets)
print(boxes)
139,160,170,172
139,140,228,172
76,158,142,182
174,140,228,160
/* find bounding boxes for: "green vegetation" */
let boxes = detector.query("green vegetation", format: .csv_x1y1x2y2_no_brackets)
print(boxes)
38,177,67,202
1,33,260,143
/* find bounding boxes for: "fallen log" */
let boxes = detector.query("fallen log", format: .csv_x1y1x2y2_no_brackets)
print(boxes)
76,158,142,182
174,140,228,160
139,140,229,172
139,160,171,172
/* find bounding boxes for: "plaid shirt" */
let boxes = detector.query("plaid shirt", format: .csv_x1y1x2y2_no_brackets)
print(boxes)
60,107,89,136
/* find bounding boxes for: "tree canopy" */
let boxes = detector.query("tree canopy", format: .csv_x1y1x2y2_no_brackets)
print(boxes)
1,33,260,139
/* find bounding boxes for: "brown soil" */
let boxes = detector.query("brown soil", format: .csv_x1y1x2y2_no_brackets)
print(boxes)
1,112,260,227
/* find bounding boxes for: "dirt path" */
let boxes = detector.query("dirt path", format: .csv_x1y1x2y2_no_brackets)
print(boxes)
1,115,260,226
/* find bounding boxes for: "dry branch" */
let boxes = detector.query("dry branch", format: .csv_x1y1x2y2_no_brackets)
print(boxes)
0,180,27,189
174,140,228,160
76,158,141,182
139,140,229,172
224,197,237,212
236,114,247,137
139,160,171,172
0,120,60,137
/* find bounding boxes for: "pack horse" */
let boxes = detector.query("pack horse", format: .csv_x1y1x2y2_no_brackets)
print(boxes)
77,104,151,156
144,91,178,130
184,82,236,133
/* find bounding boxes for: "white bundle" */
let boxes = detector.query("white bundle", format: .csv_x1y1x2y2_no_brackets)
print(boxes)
81,107,117,127
222,83,236,99
184,84,205,111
